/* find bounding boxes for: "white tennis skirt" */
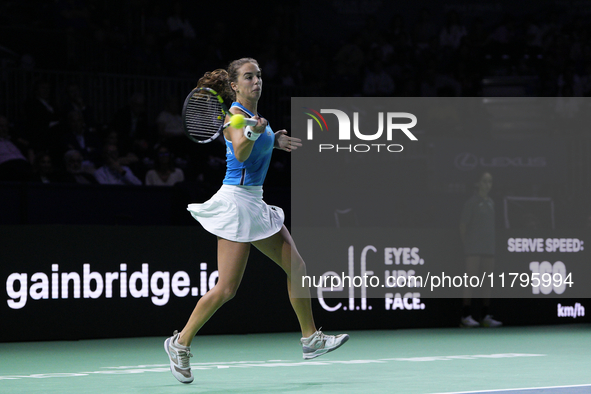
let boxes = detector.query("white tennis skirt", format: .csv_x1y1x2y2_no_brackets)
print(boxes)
187,185,284,243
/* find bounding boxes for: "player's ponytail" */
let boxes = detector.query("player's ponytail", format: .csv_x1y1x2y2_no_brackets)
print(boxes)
196,69,234,103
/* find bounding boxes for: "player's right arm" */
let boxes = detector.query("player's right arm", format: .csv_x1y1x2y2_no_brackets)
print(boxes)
224,109,267,162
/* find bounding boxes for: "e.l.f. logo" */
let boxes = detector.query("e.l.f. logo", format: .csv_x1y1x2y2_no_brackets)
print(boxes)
305,109,418,141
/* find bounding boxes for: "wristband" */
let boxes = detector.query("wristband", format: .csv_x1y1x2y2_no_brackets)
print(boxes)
244,126,260,141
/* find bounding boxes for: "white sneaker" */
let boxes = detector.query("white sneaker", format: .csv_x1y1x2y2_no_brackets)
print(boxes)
481,315,503,328
164,330,194,384
301,329,349,359
460,315,480,328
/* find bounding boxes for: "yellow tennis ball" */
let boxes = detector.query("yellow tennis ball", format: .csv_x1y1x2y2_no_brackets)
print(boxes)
230,114,246,129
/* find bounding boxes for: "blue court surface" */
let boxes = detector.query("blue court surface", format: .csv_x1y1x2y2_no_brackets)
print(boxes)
0,324,589,394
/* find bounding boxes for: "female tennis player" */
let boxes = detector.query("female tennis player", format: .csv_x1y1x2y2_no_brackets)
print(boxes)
164,58,349,384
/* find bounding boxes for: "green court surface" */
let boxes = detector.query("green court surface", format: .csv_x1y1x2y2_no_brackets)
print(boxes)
1,325,590,394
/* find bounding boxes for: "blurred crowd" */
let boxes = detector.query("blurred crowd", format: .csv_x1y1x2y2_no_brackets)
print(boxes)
2,1,591,96
0,80,230,185
2,1,591,185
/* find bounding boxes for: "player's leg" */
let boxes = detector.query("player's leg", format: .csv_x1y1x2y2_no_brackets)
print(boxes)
252,225,349,359
252,225,316,337
165,237,250,383
178,237,251,346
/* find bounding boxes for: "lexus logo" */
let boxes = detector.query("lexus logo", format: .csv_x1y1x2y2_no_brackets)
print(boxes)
454,153,547,171
455,153,478,171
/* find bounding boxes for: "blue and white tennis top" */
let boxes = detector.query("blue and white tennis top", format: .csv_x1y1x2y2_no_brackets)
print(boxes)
223,102,274,186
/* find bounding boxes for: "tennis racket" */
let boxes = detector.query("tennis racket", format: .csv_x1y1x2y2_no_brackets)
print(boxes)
182,87,257,144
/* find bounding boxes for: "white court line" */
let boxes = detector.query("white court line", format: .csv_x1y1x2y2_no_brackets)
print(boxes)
429,383,591,394
0,353,546,381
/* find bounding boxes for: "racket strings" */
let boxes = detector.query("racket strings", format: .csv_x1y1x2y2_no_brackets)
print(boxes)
185,93,225,138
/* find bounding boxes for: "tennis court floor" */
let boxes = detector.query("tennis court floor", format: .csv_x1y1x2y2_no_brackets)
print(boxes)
1,324,589,394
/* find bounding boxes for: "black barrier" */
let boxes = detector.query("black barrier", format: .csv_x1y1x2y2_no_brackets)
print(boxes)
0,225,298,342
294,228,591,299
1,225,588,342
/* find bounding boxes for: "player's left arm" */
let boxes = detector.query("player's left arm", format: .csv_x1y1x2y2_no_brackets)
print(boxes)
274,130,302,152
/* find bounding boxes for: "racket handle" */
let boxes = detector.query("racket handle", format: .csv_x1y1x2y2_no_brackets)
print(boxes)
223,117,260,130
244,118,258,127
